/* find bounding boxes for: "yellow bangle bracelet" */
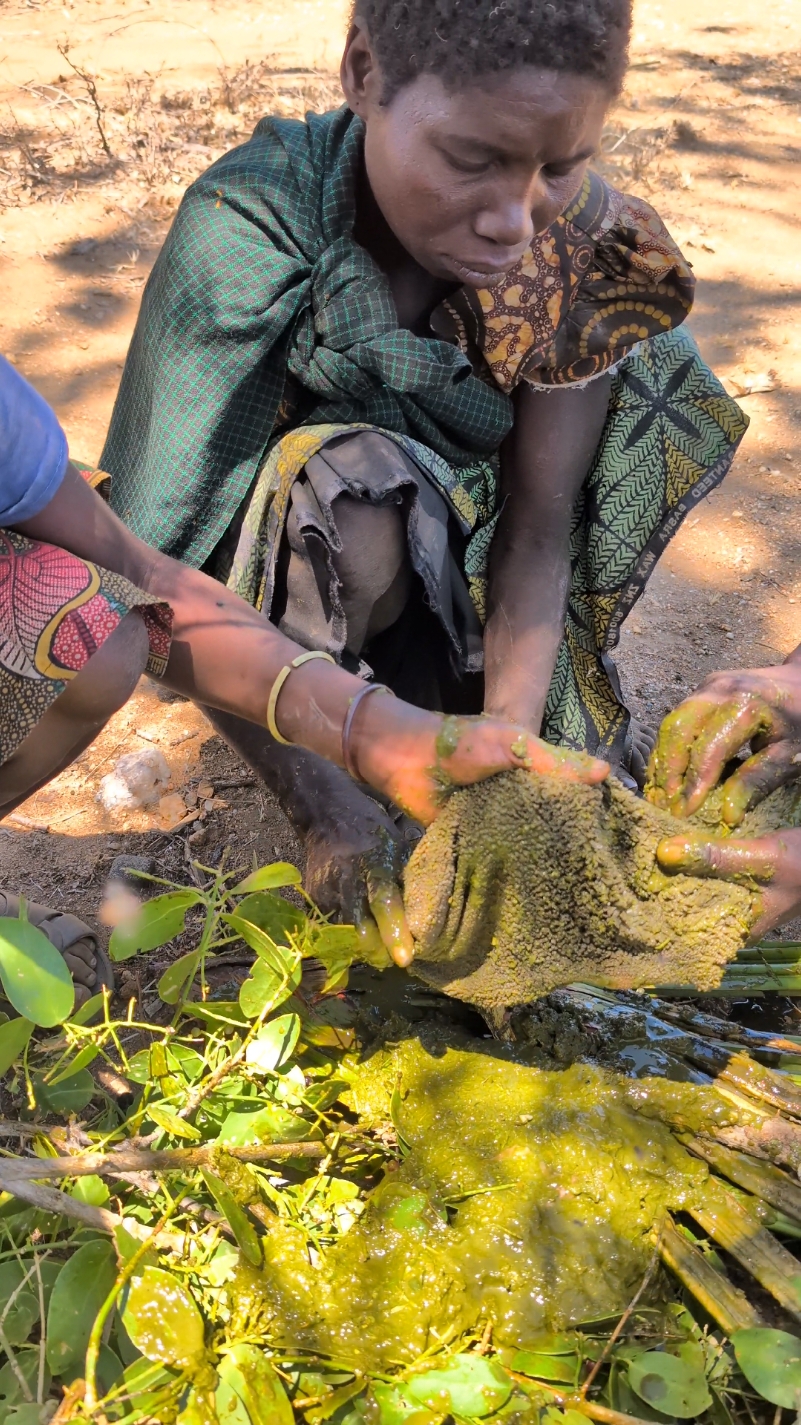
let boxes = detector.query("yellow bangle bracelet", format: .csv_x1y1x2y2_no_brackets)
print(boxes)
266,650,336,746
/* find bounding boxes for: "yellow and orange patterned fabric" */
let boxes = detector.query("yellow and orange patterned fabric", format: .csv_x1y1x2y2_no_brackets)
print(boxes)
432,169,695,392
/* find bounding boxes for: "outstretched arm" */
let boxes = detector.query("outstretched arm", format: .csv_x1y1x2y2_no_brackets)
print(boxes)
483,377,611,730
15,463,609,828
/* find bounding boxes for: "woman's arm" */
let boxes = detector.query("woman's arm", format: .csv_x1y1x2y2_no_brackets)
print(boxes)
483,377,611,730
14,463,609,829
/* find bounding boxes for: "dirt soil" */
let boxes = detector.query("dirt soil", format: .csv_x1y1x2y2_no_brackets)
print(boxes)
1,0,800,959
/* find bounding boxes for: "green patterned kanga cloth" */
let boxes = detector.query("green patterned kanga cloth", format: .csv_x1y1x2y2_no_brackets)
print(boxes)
225,326,747,758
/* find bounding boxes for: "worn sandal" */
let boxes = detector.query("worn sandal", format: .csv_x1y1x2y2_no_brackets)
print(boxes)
0,891,114,1009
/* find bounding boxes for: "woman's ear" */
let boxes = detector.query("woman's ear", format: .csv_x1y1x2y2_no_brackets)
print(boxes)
340,20,383,115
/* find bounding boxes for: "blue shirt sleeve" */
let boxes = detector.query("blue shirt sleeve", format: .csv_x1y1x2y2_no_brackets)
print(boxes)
0,354,69,526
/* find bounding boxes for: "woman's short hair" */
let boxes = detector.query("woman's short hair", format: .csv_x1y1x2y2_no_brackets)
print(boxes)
353,0,632,99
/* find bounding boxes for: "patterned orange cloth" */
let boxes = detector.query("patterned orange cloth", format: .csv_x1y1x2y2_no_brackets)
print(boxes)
432,170,694,392
0,467,172,767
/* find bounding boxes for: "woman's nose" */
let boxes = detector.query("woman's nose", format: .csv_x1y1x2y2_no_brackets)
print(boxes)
473,193,534,252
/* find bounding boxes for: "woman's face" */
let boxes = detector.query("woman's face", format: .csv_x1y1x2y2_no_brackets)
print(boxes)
341,25,612,287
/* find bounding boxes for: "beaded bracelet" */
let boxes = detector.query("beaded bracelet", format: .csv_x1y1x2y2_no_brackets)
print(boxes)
266,650,336,746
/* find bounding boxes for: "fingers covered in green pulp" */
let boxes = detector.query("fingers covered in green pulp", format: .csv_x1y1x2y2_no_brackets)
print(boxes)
656,826,801,939
646,662,801,824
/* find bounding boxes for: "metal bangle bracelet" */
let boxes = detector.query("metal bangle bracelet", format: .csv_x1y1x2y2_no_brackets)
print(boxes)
266,650,336,746
341,683,395,781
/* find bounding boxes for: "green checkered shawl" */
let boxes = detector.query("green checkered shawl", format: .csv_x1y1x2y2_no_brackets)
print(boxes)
102,107,512,567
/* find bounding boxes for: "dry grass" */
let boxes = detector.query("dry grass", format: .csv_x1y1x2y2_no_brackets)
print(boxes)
0,56,342,210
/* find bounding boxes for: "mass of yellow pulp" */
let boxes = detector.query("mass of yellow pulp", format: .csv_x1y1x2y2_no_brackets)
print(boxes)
231,1033,741,1372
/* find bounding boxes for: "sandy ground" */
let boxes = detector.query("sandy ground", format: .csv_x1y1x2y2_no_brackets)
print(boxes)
0,0,800,944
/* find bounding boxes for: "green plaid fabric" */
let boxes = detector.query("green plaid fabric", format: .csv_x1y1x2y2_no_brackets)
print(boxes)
102,106,512,567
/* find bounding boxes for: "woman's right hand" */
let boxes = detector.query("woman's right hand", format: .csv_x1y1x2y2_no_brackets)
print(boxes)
351,699,609,832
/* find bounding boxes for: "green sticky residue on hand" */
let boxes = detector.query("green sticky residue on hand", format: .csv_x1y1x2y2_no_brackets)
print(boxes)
435,716,463,762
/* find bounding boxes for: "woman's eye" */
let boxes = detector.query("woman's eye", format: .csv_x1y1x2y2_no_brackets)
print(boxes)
543,162,583,182
442,152,492,175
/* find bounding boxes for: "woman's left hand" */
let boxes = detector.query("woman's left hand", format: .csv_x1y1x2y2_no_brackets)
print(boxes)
646,660,801,825
656,825,801,938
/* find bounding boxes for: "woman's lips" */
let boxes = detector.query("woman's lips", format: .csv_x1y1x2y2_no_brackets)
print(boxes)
445,254,523,285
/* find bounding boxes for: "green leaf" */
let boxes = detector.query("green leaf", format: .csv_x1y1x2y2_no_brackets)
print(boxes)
121,1356,182,1413
185,1000,249,1028
0,1350,49,1413
303,1079,349,1113
543,1411,588,1425
245,1013,301,1073
628,1352,712,1419
217,1103,320,1147
158,951,201,1005
311,923,361,991
0,1261,39,1345
231,863,302,895
122,1265,205,1367
169,1043,206,1082
32,1066,95,1114
406,1354,512,1418
217,1377,251,1424
46,1238,117,1374
47,1042,100,1085
306,1383,365,1425
510,1351,578,1384
0,918,74,1026
71,1173,110,1207
731,1327,801,1408
109,890,202,962
69,991,106,1026
146,1104,202,1141
239,958,299,1019
372,1381,440,1425
5,1404,45,1425
218,1343,294,1425
177,1382,221,1425
0,1016,34,1076
516,1334,577,1356
200,1169,262,1267
225,912,301,977
230,890,304,946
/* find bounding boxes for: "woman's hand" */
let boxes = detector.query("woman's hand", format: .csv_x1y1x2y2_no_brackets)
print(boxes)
656,825,801,938
352,700,609,831
339,701,608,968
646,659,801,826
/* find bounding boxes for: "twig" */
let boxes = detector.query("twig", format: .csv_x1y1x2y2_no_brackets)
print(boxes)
51,1379,86,1424
0,1141,325,1180
580,1235,663,1396
510,1375,660,1425
0,1169,181,1246
32,1253,46,1407
57,44,112,158
0,1123,41,1139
